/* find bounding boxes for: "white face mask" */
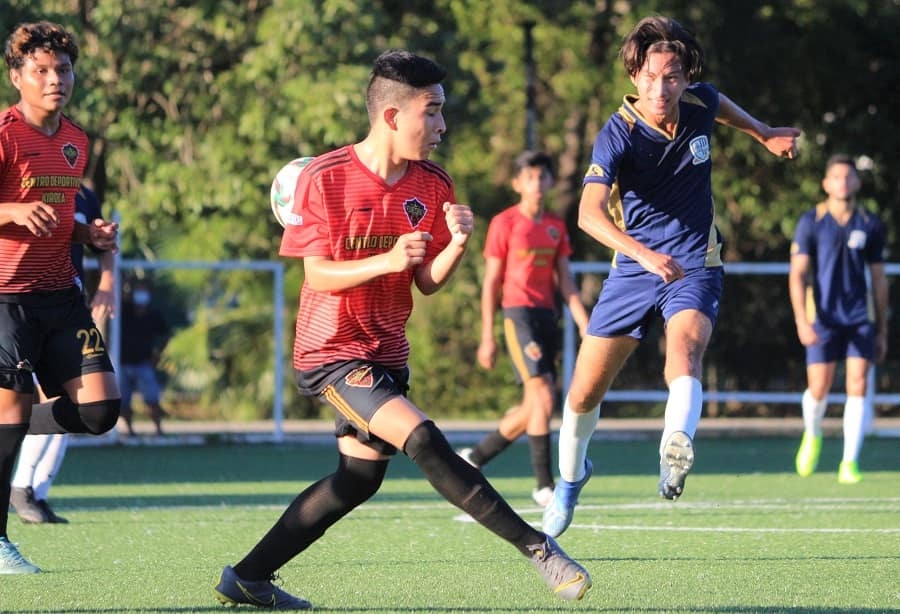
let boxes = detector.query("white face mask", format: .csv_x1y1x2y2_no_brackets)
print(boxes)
133,290,151,306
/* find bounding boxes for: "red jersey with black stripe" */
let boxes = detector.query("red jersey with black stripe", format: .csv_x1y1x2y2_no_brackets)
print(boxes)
0,105,87,292
280,145,454,370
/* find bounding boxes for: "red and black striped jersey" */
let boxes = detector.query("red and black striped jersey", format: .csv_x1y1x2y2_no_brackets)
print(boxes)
0,105,87,292
280,145,454,371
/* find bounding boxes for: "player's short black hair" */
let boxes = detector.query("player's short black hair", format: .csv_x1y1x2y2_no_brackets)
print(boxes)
366,50,446,121
513,150,555,179
825,153,857,173
371,49,446,88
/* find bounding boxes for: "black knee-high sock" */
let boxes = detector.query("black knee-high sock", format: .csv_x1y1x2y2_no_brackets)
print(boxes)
471,430,514,466
234,454,388,581
0,423,28,538
528,434,554,490
404,420,545,556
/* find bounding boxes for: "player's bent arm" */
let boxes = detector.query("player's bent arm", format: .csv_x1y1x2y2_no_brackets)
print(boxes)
414,242,467,296
577,183,682,283
302,254,394,293
715,94,801,158
788,254,811,327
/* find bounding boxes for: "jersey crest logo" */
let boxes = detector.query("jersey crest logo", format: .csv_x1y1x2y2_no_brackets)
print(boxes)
345,366,374,388
546,226,560,241
689,136,710,165
403,198,427,227
847,229,867,249
585,164,605,178
524,341,543,362
61,143,80,168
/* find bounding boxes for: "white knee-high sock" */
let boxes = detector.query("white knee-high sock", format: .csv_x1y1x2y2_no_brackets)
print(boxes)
842,396,865,463
11,434,51,489
660,376,703,455
802,389,828,435
557,398,600,482
33,433,69,500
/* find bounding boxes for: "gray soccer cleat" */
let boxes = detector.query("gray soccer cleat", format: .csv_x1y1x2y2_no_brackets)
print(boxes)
0,538,41,574
214,565,312,610
528,535,592,601
659,431,695,500
10,486,47,524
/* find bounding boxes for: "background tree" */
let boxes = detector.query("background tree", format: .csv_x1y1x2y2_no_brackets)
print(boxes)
1,0,895,420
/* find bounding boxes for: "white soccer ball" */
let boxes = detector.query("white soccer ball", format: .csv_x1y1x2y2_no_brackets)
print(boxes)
270,156,314,227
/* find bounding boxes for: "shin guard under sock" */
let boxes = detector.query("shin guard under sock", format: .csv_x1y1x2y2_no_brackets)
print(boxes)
404,420,544,555
0,423,28,538
234,454,388,581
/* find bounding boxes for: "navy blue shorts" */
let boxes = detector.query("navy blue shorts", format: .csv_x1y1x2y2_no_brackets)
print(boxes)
806,320,875,364
0,286,114,396
587,266,724,339
296,360,410,455
502,307,559,383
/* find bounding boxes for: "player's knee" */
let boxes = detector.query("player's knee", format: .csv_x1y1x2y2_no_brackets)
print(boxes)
402,420,450,461
78,398,121,434
333,455,388,505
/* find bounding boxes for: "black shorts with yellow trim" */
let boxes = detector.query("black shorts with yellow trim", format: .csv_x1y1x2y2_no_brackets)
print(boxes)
295,360,410,455
502,306,559,384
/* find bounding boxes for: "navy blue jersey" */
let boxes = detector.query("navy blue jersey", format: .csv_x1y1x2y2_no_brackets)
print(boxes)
584,82,723,271
72,184,103,282
791,203,887,327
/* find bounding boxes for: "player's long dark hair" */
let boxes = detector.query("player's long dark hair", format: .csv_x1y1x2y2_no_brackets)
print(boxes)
620,16,704,82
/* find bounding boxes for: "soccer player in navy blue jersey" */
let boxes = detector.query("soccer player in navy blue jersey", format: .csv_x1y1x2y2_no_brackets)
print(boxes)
789,154,888,484
543,15,801,537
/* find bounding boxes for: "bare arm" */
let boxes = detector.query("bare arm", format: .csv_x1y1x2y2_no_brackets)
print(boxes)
90,249,116,325
555,256,589,335
413,203,473,295
869,261,889,362
477,257,503,369
0,201,59,236
788,253,817,346
577,182,684,283
303,231,432,293
716,94,802,158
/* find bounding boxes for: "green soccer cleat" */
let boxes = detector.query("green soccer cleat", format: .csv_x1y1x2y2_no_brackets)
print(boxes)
0,538,41,574
838,460,862,484
214,565,312,610
527,535,592,601
659,431,694,500
795,432,822,477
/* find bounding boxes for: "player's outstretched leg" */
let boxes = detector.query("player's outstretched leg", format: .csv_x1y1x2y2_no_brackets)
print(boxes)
214,565,311,610
541,458,593,538
528,535,592,601
659,431,694,500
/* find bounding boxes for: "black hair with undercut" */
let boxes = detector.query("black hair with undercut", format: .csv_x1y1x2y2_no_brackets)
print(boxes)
365,50,446,122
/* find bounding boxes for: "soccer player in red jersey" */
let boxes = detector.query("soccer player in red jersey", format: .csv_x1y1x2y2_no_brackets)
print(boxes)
214,50,591,609
458,151,589,507
0,21,120,574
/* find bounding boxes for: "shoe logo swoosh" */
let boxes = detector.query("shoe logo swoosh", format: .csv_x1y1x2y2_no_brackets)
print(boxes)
237,581,276,606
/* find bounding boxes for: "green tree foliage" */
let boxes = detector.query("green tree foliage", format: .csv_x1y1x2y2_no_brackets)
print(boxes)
1,0,896,418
